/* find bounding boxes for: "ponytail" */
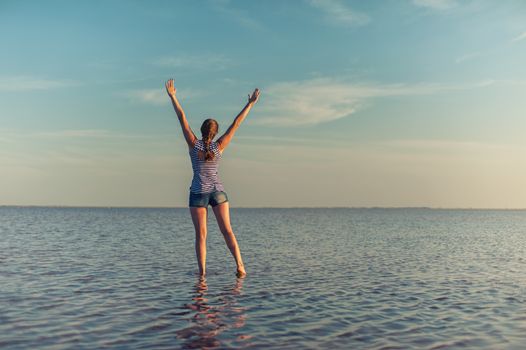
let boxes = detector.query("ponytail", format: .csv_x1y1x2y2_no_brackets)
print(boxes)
198,118,218,161
201,137,215,161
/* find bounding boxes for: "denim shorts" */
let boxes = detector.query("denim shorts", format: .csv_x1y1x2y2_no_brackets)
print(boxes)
189,191,229,208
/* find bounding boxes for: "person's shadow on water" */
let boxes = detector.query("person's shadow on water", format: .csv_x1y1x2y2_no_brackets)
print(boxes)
175,277,249,349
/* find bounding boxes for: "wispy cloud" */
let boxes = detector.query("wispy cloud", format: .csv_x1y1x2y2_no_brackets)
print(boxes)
455,51,481,63
0,128,152,141
154,53,231,70
511,31,526,43
120,87,202,106
122,89,167,106
255,78,494,126
0,76,77,91
37,129,113,138
209,0,263,30
307,0,370,26
412,0,457,10
377,139,517,153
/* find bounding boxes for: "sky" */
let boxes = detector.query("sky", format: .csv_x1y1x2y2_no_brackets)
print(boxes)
1,0,525,208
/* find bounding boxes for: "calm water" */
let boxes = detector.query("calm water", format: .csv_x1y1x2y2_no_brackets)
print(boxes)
1,207,525,349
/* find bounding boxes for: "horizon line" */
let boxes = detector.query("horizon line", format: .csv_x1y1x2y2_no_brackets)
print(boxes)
1,205,525,211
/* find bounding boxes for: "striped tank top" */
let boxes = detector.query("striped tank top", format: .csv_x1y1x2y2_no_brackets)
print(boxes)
189,139,225,193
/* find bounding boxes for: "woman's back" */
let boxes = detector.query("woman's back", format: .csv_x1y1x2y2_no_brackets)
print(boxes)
189,140,224,194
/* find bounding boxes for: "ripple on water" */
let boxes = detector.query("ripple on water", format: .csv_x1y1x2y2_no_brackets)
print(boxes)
1,207,526,349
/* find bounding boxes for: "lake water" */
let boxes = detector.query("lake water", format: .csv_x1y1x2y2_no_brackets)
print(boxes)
1,207,525,349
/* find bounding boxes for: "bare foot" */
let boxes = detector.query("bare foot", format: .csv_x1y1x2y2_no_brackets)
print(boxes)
236,267,247,278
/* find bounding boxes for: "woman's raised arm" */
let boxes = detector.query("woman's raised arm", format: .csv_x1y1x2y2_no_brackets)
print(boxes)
217,88,260,152
165,79,197,148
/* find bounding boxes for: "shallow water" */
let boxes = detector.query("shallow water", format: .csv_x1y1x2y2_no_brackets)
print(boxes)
1,207,525,349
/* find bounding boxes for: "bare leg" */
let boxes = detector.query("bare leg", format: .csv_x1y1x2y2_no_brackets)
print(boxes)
190,207,208,277
212,202,246,277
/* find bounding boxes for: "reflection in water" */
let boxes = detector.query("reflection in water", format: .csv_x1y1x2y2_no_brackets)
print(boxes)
176,277,248,349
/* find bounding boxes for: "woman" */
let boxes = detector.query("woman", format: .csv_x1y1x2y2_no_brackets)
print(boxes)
165,79,260,278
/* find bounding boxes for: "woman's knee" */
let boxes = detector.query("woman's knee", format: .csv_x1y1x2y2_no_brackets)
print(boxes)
195,228,207,240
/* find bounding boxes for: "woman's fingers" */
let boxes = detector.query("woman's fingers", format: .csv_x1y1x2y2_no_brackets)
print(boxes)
252,88,260,101
165,79,177,95
165,79,176,96
247,88,260,103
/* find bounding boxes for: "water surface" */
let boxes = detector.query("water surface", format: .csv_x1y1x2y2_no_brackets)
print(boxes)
1,207,525,349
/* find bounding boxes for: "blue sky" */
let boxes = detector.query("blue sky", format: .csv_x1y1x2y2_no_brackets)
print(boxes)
1,0,525,207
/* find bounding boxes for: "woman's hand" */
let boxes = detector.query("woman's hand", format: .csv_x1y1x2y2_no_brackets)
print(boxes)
165,79,177,98
248,88,260,104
